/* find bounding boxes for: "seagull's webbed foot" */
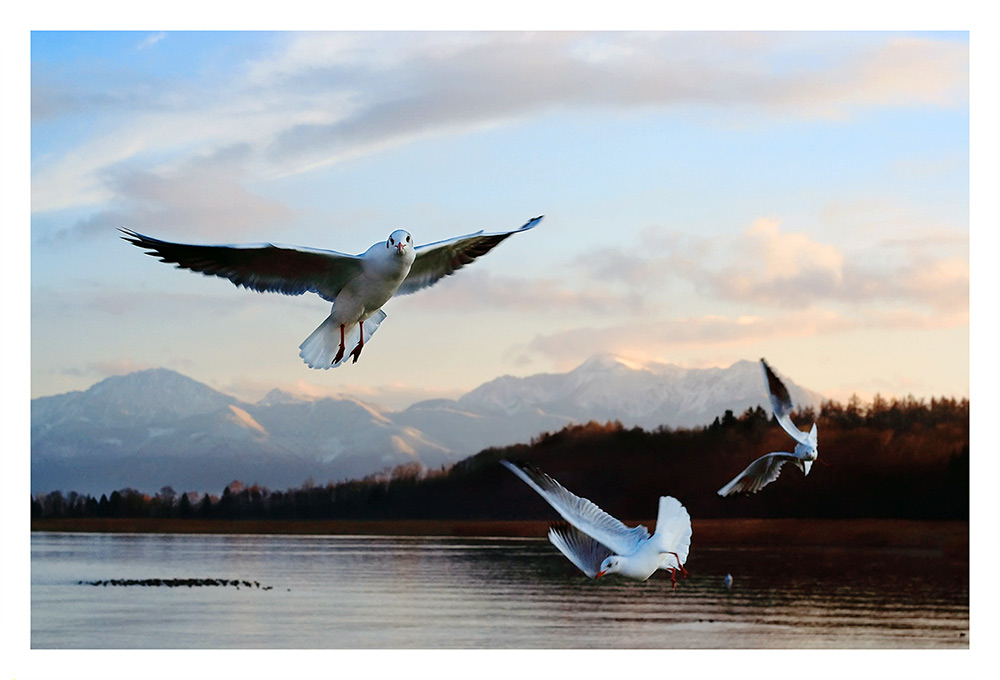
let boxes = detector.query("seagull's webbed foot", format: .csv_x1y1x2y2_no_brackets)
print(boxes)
332,324,347,365
349,342,364,364
348,324,365,364
666,552,689,579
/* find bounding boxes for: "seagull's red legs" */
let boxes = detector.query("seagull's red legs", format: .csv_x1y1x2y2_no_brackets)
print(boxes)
666,552,689,579
665,551,689,588
349,324,365,363
332,324,346,364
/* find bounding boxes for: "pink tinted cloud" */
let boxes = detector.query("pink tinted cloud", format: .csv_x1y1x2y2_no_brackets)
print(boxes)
406,269,642,315
595,218,968,313
519,299,967,370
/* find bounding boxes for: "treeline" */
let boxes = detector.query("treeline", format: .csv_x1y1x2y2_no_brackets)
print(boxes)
32,395,970,522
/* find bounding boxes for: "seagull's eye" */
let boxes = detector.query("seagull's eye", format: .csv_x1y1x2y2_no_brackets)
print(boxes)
406,235,411,243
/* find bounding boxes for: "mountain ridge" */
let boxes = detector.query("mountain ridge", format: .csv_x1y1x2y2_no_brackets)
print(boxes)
31,355,826,496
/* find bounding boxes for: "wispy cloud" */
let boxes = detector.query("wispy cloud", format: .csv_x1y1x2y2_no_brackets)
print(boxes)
56,358,157,381
405,269,642,314
35,145,297,243
31,284,283,321
520,307,856,369
137,32,166,51
32,32,968,215
573,217,969,314
259,33,969,169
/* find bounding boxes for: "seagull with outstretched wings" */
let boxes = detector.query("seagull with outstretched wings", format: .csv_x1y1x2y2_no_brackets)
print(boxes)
120,215,543,368
502,459,692,585
717,358,819,496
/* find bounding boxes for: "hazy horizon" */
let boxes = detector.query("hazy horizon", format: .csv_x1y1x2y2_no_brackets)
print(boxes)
30,352,968,414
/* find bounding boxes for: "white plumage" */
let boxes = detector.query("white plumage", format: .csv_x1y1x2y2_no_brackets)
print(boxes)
717,358,819,496
501,459,692,584
121,215,543,368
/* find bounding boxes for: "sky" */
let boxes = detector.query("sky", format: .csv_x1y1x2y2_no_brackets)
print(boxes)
26,29,976,412
8,4,1000,677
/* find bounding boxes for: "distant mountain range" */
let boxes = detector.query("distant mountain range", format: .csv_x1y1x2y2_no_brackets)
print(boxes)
31,354,825,496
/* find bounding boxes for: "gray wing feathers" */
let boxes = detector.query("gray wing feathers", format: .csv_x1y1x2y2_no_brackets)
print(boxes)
761,358,812,446
395,215,543,295
717,452,793,496
501,459,648,556
547,524,614,578
120,228,363,302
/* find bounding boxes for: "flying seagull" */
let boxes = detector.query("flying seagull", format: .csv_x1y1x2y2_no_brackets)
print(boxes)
717,358,819,496
501,459,692,585
120,215,543,368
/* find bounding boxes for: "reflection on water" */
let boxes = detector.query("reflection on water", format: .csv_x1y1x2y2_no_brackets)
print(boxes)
31,532,968,649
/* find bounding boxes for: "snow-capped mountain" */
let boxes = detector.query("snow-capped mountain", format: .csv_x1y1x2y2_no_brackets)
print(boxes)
31,356,825,496
454,354,824,429
31,369,454,495
30,368,238,432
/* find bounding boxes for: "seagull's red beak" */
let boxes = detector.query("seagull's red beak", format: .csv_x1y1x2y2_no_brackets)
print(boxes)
395,242,406,254
595,570,606,579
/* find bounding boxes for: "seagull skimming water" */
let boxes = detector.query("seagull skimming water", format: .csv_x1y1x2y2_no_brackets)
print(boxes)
121,216,543,368
501,459,692,585
717,358,819,496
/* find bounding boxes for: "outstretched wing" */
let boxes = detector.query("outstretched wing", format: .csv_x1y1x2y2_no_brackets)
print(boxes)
761,358,812,446
501,459,648,556
395,215,543,295
547,523,614,578
717,451,798,496
650,496,692,566
120,228,364,302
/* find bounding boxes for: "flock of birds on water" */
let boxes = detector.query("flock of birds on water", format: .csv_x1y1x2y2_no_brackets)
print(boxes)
120,216,820,588
81,578,274,590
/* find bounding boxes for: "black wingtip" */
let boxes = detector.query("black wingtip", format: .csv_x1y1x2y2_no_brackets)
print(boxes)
119,227,142,245
519,215,544,230
501,458,553,489
502,458,537,473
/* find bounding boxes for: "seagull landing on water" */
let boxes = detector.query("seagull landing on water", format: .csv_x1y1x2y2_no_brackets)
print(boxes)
717,358,819,496
501,460,692,586
120,216,543,368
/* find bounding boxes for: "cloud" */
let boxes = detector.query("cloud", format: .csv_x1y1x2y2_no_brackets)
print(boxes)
405,269,641,314
261,33,968,169
56,358,156,381
522,307,856,368
36,145,296,243
32,32,968,214
31,283,277,322
681,217,846,307
843,255,969,313
137,32,166,51
762,36,968,118
518,300,968,372
581,218,969,314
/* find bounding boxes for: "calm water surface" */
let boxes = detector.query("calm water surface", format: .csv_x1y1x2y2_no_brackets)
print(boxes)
31,532,968,649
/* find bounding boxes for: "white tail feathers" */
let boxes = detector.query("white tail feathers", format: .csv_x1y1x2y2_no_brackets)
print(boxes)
298,310,387,369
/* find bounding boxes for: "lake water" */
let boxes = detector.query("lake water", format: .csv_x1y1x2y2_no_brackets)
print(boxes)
31,532,968,649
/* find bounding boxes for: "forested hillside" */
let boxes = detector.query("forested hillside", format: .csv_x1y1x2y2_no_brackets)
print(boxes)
33,396,969,522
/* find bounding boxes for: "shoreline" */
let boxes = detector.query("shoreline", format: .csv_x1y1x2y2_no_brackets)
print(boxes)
30,517,969,554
